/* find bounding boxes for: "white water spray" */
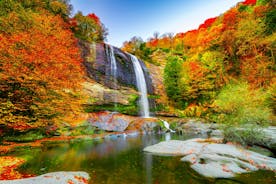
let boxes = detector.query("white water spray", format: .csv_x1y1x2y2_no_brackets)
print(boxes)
160,119,175,133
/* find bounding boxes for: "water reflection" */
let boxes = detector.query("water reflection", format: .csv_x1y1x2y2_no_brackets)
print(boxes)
145,153,152,184
165,132,171,141
9,133,276,184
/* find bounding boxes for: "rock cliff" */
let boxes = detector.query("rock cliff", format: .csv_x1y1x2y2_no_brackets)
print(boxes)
78,41,155,115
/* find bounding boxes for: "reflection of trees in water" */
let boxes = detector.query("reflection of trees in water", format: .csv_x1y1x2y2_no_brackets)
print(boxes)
15,134,275,184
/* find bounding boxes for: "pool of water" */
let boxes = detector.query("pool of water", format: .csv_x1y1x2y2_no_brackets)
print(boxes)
6,133,276,184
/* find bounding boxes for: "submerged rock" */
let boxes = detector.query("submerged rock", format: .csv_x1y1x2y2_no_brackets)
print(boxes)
144,138,276,178
0,171,89,184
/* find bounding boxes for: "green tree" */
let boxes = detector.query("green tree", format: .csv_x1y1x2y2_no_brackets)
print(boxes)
164,56,184,107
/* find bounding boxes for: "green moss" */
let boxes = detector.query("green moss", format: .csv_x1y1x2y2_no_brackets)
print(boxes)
84,94,139,115
151,103,169,112
84,103,138,116
3,130,46,142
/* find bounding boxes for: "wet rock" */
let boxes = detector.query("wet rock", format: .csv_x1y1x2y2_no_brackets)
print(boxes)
88,111,136,132
127,118,162,134
0,171,89,184
83,81,137,105
81,42,154,94
175,120,222,137
262,126,276,152
144,138,276,178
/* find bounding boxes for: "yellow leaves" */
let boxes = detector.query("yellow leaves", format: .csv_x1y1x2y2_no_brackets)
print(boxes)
0,156,33,180
0,10,84,129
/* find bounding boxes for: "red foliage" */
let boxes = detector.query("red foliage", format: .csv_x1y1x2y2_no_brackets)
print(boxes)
223,9,238,27
198,17,217,29
176,32,185,39
0,157,35,180
11,122,33,132
150,39,159,47
189,61,200,72
242,0,256,5
69,18,78,27
87,13,100,24
186,29,198,34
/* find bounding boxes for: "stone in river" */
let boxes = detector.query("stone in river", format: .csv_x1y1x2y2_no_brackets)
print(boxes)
144,138,276,178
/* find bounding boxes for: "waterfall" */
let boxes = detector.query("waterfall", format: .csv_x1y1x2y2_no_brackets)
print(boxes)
109,46,117,81
106,45,118,107
160,119,175,133
130,54,150,118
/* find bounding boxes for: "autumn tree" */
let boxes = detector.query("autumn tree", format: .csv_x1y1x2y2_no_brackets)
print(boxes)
0,0,84,131
71,11,108,43
179,51,226,106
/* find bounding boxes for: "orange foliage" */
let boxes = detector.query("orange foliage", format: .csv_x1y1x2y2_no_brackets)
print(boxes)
147,38,159,48
223,8,238,28
0,156,34,180
254,5,269,17
189,61,201,72
0,13,84,129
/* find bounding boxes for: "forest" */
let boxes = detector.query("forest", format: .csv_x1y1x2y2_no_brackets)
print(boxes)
0,0,275,183
122,0,275,143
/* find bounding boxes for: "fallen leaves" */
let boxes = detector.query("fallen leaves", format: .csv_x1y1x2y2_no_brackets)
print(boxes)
0,156,35,180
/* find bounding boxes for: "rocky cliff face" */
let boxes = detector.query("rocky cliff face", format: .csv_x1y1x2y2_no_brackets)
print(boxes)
78,41,155,115
81,42,154,94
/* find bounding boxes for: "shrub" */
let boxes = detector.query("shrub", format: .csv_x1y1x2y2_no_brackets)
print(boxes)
222,124,265,146
213,82,272,125
212,82,273,145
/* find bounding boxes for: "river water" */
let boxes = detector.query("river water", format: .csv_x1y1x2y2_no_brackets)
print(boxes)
7,133,275,184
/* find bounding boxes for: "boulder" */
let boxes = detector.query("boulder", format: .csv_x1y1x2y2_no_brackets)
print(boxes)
87,111,136,132
262,126,276,152
175,120,222,137
144,138,276,178
0,171,89,184
127,118,162,134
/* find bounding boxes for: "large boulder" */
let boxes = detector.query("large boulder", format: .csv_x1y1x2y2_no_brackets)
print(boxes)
144,138,276,178
262,126,276,153
127,118,162,134
173,120,222,137
87,111,136,132
0,171,89,184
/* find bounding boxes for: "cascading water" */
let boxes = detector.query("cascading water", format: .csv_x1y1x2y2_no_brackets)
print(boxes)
106,45,118,107
108,46,117,81
130,54,150,118
159,119,175,133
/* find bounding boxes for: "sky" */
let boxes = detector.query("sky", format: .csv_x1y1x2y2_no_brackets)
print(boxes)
70,0,242,47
